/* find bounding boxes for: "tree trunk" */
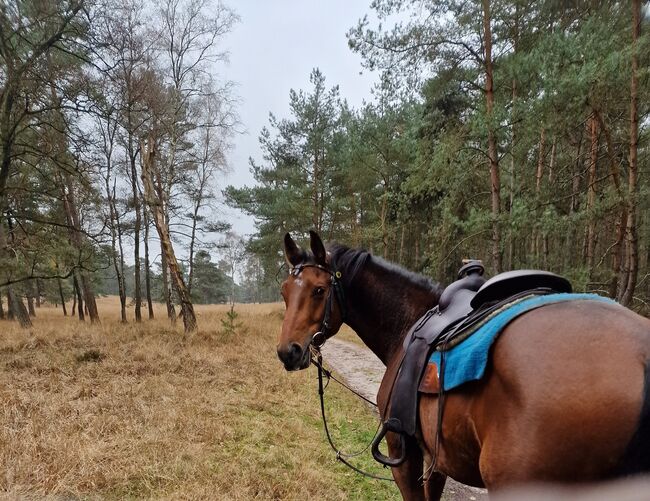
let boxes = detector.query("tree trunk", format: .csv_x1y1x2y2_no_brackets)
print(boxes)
6,290,13,320
106,174,127,323
543,138,556,268
0,221,30,327
620,0,641,306
161,245,176,323
141,139,197,333
594,110,626,298
566,134,583,269
586,115,598,275
482,0,502,273
188,203,200,296
380,180,389,258
73,273,85,321
399,224,405,265
0,292,4,319
7,289,30,327
57,277,67,316
61,173,99,322
128,143,142,322
532,128,546,264
508,77,517,271
143,203,154,319
26,285,35,317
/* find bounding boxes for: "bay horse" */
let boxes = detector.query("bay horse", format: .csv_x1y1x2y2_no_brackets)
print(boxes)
277,231,650,500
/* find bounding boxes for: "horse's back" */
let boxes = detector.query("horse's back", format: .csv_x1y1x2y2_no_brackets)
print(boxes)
482,300,650,484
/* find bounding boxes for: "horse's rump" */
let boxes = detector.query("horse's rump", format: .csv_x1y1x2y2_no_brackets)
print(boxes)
420,300,650,485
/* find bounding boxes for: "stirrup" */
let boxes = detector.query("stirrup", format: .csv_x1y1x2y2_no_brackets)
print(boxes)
371,418,407,467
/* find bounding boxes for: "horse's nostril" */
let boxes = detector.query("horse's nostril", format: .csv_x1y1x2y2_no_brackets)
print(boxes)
277,342,304,368
289,342,302,358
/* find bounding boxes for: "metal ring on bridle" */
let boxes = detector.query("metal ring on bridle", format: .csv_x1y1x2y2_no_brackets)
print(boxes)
312,331,326,348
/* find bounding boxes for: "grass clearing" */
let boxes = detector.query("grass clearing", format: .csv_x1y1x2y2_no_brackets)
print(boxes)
0,298,398,500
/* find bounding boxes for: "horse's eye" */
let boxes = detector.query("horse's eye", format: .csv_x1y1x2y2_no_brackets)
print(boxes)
313,287,325,297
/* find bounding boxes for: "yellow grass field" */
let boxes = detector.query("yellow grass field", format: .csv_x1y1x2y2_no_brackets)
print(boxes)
0,297,398,500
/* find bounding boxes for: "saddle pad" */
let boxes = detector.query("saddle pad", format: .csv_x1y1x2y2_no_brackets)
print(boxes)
419,293,618,394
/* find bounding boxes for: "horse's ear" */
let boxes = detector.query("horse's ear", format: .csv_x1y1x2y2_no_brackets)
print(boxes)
309,230,327,266
284,232,302,267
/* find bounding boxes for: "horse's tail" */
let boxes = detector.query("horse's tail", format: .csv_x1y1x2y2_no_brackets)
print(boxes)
616,359,650,475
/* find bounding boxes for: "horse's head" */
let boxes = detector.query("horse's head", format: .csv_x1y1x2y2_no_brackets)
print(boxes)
277,230,344,371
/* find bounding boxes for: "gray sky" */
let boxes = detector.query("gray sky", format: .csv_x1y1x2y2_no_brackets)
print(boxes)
220,0,379,236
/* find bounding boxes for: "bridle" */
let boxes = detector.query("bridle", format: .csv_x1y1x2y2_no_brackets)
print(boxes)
287,261,395,482
289,262,347,348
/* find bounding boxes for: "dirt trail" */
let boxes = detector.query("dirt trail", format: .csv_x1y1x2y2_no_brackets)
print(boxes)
322,338,488,501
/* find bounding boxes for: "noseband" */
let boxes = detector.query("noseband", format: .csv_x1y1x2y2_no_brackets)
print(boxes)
289,262,346,347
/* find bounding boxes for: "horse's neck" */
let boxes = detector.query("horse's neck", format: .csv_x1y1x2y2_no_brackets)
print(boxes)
343,261,441,366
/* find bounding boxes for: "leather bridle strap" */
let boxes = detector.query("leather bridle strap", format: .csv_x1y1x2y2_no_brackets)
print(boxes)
290,262,346,347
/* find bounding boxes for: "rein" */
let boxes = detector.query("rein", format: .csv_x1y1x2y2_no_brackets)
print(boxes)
290,261,395,482
311,349,395,482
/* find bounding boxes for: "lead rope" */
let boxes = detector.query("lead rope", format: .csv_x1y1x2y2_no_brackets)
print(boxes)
313,350,395,482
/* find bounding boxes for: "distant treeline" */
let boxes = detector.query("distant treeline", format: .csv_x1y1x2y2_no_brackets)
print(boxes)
228,0,649,312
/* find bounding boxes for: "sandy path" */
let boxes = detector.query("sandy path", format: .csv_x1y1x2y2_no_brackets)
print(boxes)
322,338,488,501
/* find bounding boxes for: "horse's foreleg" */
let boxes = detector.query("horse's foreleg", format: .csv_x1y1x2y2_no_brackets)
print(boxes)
386,433,427,500
424,471,446,500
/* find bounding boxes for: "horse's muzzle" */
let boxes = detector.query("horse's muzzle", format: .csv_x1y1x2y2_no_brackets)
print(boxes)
277,342,311,371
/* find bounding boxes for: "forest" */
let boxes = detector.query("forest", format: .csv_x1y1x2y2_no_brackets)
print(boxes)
0,0,648,337
229,0,650,311
0,0,251,332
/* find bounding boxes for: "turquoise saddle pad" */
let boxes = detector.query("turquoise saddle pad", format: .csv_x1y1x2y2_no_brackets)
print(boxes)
428,293,618,392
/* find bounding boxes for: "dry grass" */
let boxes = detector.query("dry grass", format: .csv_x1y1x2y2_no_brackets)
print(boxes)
0,297,398,500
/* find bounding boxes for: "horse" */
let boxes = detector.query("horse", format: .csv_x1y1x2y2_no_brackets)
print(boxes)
276,231,650,500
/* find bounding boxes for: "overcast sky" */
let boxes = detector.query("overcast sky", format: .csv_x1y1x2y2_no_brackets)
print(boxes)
219,0,379,237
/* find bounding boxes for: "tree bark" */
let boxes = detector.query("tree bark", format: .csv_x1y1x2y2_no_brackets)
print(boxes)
73,273,84,321
594,110,626,297
61,173,99,323
129,144,143,322
26,283,35,317
57,277,67,316
105,161,127,323
141,139,197,333
188,203,199,296
143,203,154,319
532,128,546,263
586,115,598,275
620,0,641,306
7,288,30,327
161,244,176,323
0,220,31,327
482,0,502,273
507,4,519,271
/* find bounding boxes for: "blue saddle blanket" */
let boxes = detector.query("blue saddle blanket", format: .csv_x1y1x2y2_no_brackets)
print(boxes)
428,293,617,392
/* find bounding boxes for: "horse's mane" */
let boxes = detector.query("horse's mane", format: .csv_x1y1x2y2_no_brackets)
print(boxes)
327,243,443,297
